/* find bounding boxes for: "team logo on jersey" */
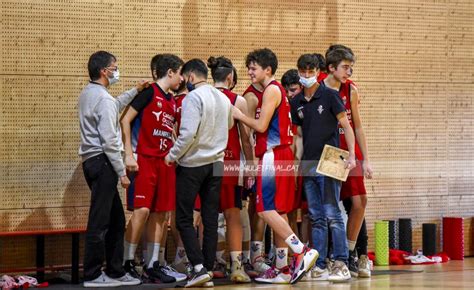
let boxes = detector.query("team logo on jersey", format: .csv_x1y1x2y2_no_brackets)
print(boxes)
277,249,286,259
255,108,261,119
317,105,324,114
152,111,162,122
157,101,163,108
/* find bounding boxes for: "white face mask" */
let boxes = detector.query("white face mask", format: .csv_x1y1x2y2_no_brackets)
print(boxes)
299,76,317,88
107,69,120,85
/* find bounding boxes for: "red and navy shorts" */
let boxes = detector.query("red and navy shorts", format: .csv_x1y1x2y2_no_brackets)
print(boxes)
127,154,175,212
220,184,243,211
340,160,367,200
256,146,295,213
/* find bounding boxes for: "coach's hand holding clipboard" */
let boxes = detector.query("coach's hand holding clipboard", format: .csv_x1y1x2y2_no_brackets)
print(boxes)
316,144,356,182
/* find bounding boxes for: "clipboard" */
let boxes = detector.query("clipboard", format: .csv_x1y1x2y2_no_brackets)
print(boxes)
316,144,350,182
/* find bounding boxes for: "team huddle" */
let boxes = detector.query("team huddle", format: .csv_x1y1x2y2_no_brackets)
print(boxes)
78,45,373,288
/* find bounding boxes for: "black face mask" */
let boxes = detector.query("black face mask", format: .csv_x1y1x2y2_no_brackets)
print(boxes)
186,81,195,92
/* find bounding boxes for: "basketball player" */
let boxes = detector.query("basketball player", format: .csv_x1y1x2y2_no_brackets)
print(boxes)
281,69,303,99
232,48,319,284
241,80,269,277
324,45,373,278
208,56,254,283
121,54,184,284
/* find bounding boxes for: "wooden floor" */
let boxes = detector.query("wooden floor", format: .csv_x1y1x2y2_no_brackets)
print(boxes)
48,258,474,289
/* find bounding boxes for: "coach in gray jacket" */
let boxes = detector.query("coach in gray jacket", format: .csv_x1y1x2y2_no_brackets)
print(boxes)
78,51,146,288
165,59,233,287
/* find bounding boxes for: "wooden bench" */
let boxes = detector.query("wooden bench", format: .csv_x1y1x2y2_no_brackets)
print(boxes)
0,229,85,284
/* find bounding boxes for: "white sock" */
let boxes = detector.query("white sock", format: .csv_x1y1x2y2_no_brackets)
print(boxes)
147,243,160,269
216,250,225,263
285,234,304,254
194,263,204,272
275,248,288,269
230,251,242,265
242,250,250,263
174,246,187,264
348,240,356,252
159,247,166,266
123,241,138,262
250,241,264,264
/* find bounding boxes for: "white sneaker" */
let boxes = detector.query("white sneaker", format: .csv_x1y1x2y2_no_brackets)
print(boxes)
115,272,141,286
255,266,291,284
185,268,211,288
83,272,121,288
230,264,251,283
162,264,188,282
290,247,319,284
252,257,271,273
328,261,351,283
358,255,371,278
202,281,214,287
310,266,329,281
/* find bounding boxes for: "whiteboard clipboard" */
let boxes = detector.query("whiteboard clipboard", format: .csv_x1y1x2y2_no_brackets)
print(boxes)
316,144,350,182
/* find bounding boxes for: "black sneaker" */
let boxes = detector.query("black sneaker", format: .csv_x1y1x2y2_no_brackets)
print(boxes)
348,250,359,278
141,268,160,284
185,267,211,288
145,262,176,283
124,259,141,279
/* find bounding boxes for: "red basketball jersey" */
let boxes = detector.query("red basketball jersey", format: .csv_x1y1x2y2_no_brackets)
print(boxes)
135,83,176,157
174,93,186,136
254,80,293,158
218,88,241,162
243,84,263,119
335,80,363,160
219,88,241,185
318,71,328,83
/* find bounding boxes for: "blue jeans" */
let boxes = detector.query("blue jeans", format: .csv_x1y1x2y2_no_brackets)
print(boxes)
304,173,348,268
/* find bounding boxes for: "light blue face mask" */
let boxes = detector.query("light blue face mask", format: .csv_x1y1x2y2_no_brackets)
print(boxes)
107,69,120,85
299,76,317,88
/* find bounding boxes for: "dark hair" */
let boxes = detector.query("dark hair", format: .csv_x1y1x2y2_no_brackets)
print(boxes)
150,54,184,80
325,44,354,57
325,48,355,71
281,69,300,88
314,53,326,72
88,51,116,80
297,54,320,70
245,48,278,75
207,56,233,83
231,67,238,90
232,66,239,87
181,58,208,78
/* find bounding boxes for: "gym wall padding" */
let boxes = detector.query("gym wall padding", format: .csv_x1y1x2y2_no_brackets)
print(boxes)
1,0,473,271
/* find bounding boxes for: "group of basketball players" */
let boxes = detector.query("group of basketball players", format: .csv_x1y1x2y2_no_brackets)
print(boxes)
78,44,373,288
